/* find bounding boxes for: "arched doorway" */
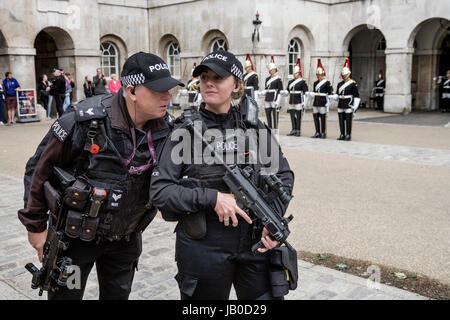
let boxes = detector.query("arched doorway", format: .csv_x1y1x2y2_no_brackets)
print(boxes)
0,30,8,122
344,26,386,109
34,27,75,112
409,18,450,111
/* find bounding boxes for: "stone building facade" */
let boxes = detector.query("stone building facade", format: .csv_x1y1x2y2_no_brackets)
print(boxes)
0,0,448,113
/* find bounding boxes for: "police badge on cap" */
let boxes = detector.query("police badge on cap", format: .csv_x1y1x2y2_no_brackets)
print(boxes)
192,50,243,80
121,52,184,92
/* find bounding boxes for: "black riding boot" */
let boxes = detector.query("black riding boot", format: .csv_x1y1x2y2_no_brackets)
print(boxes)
337,112,345,140
311,113,320,138
345,112,353,141
319,114,327,139
265,108,273,128
273,108,279,129
295,110,302,136
287,110,296,136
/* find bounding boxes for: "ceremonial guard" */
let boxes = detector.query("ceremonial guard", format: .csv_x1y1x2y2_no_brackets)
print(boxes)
284,59,308,136
263,56,283,129
373,70,385,110
335,58,360,141
187,63,202,109
435,70,450,113
306,59,333,139
243,54,259,100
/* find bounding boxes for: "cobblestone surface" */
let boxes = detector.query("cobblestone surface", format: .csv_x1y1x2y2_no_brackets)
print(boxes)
278,135,450,167
0,174,428,300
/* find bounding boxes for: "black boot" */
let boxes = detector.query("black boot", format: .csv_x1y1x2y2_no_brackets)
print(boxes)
320,114,327,139
287,110,296,136
265,108,273,128
273,108,279,129
345,112,353,141
337,112,345,140
295,110,302,136
311,113,320,138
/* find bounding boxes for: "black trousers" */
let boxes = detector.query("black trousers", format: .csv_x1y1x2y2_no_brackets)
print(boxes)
40,95,49,111
47,232,142,300
55,94,65,117
375,97,384,110
174,214,280,300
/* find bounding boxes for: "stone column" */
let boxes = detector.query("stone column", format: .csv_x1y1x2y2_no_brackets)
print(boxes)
384,48,414,114
0,48,37,90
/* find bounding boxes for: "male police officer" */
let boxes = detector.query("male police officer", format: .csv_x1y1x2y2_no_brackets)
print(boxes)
18,52,184,300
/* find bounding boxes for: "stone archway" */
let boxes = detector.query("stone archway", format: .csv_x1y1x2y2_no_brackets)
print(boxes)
0,30,8,122
409,18,450,111
34,27,76,107
344,26,387,109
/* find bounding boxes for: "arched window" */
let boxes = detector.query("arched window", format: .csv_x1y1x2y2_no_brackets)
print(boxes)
288,39,301,76
211,38,228,52
377,37,387,51
100,42,119,79
167,42,181,78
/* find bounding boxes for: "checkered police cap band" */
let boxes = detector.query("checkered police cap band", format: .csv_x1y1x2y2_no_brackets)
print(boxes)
121,73,146,86
231,64,243,80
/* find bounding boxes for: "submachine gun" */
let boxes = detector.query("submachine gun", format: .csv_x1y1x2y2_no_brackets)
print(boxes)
182,110,295,254
25,167,76,296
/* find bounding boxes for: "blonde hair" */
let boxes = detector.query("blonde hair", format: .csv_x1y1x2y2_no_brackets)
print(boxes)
231,78,245,100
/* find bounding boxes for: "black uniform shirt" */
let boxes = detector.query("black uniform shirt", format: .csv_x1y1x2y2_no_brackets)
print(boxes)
374,79,385,95
150,103,294,218
244,72,259,90
265,76,283,102
337,80,359,109
313,79,333,107
287,78,308,105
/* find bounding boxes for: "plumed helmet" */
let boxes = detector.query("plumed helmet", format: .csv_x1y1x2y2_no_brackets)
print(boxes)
268,56,277,71
316,59,325,75
341,58,351,77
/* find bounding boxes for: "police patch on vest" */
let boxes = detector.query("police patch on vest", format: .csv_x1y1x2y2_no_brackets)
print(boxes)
51,120,69,142
108,189,124,211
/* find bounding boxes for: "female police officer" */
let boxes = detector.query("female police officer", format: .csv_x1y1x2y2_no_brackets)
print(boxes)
150,50,294,300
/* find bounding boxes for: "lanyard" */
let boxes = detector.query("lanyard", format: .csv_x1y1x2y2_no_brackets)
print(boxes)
124,127,156,175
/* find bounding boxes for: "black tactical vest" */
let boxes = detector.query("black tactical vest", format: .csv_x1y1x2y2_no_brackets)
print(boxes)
49,94,168,239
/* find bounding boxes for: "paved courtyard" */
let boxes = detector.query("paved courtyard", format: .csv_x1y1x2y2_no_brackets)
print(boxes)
1,108,449,300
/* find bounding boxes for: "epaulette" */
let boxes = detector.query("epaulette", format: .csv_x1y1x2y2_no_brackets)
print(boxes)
73,95,110,123
50,111,76,143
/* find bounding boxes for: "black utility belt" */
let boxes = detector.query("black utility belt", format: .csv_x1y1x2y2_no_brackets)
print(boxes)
61,178,127,242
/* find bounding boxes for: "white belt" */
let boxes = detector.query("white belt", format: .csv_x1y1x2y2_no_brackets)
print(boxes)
266,89,277,93
290,91,303,94
314,93,328,97
444,86,450,89
245,86,254,89
339,95,353,99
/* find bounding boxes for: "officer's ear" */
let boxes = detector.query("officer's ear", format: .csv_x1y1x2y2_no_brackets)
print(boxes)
126,85,136,99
